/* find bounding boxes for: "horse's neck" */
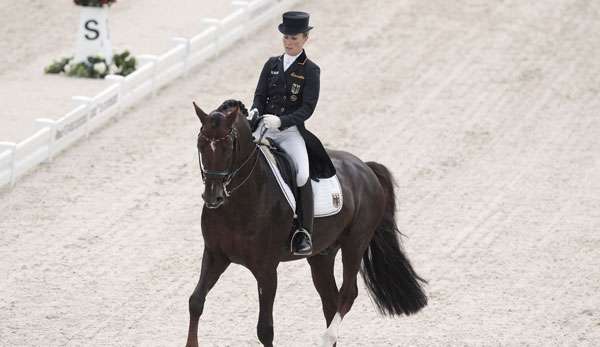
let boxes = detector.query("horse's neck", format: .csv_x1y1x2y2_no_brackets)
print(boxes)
219,150,272,220
208,138,285,237
224,123,274,206
234,121,254,160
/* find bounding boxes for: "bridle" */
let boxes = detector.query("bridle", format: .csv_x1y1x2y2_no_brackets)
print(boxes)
198,123,260,197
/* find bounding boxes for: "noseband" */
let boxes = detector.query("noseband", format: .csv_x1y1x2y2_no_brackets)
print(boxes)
199,125,259,197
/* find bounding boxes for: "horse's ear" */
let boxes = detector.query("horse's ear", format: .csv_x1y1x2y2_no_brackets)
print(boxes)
193,101,208,124
224,105,239,127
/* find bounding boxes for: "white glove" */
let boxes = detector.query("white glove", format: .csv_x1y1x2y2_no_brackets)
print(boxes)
262,114,282,129
247,108,258,120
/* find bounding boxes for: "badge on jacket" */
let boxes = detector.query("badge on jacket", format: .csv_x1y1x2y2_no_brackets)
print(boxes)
291,83,301,94
290,72,304,79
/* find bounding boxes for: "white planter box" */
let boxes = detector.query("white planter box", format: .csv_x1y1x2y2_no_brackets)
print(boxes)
74,6,112,63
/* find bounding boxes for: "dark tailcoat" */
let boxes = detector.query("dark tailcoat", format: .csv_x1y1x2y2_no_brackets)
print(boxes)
251,50,336,179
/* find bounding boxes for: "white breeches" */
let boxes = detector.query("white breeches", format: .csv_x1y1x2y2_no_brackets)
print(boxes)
253,124,310,186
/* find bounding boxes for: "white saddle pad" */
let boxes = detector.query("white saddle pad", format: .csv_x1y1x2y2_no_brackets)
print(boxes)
259,145,343,218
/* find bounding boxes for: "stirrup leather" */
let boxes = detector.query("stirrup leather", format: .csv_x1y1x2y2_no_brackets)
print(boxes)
290,228,312,256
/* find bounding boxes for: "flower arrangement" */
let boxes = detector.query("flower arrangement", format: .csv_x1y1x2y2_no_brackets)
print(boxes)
45,51,136,79
74,0,116,7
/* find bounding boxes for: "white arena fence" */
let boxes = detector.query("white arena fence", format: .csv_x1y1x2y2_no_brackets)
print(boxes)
0,0,302,190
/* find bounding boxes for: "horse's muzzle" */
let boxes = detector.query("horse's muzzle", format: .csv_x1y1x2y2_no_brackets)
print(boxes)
204,199,224,209
202,186,225,209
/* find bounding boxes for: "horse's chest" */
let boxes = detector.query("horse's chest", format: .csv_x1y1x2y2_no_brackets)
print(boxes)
203,228,260,260
201,200,292,264
223,232,256,254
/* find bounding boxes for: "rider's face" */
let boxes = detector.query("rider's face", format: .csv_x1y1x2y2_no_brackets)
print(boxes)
282,33,308,56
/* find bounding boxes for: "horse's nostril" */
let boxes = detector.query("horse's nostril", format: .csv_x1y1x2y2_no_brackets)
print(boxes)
216,196,224,203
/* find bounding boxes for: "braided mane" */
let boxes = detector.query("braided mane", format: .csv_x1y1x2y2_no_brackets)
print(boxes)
217,99,248,118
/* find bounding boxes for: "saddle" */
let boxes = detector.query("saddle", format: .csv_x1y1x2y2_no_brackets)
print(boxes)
258,139,343,218
264,140,298,201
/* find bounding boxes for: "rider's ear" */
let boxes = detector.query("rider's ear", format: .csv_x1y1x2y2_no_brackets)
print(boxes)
224,106,239,127
193,101,208,124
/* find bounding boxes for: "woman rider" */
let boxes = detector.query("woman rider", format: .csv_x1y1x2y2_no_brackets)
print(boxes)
250,11,335,255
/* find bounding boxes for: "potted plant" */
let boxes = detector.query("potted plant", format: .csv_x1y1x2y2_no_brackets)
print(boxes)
74,0,117,8
73,0,116,64
45,0,136,78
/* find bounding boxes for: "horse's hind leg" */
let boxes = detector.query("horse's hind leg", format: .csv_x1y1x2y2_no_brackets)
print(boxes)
338,245,364,316
307,251,339,326
322,233,372,346
186,250,230,347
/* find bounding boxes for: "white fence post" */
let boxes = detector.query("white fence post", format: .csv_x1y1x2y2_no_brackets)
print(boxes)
0,142,17,187
72,96,94,138
171,37,191,77
137,55,160,97
106,74,125,116
232,1,250,40
34,118,57,162
202,18,222,58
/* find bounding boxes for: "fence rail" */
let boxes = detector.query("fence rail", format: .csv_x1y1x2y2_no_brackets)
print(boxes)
0,0,301,190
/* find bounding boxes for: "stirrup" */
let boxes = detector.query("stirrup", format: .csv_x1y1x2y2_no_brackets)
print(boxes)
290,228,312,256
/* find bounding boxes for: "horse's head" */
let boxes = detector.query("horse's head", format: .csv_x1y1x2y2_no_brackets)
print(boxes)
194,100,250,209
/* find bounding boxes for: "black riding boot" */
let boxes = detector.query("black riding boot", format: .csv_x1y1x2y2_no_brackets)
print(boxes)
291,180,314,255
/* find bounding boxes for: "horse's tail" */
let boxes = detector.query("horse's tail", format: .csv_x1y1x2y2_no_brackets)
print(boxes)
361,162,428,316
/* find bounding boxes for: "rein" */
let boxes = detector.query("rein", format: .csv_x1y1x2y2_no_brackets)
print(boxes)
199,126,261,197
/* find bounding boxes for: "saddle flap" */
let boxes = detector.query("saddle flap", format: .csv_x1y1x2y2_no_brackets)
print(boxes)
259,145,343,218
265,141,297,191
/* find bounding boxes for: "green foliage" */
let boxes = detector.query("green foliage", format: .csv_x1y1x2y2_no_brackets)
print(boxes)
112,51,137,76
74,0,116,7
68,57,107,78
44,50,137,79
44,57,72,74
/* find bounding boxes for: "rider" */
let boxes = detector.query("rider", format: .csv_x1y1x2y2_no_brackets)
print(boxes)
250,11,335,255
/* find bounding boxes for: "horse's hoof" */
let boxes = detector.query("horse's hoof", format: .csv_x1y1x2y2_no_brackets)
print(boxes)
321,333,337,347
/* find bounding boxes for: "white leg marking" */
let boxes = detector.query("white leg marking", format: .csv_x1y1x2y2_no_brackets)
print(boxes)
321,313,342,346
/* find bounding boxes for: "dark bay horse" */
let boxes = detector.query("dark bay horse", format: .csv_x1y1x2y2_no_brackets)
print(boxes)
186,99,427,347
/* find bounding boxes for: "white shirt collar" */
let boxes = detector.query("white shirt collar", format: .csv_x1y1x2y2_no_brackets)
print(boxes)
283,51,302,71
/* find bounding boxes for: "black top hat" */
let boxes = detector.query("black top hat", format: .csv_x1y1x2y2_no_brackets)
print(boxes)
278,11,313,35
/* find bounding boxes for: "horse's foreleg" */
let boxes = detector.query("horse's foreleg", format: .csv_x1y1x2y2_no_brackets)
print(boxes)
253,267,278,347
185,249,230,347
307,253,339,326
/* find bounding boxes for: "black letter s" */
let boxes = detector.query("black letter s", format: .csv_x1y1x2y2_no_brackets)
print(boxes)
84,20,100,40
